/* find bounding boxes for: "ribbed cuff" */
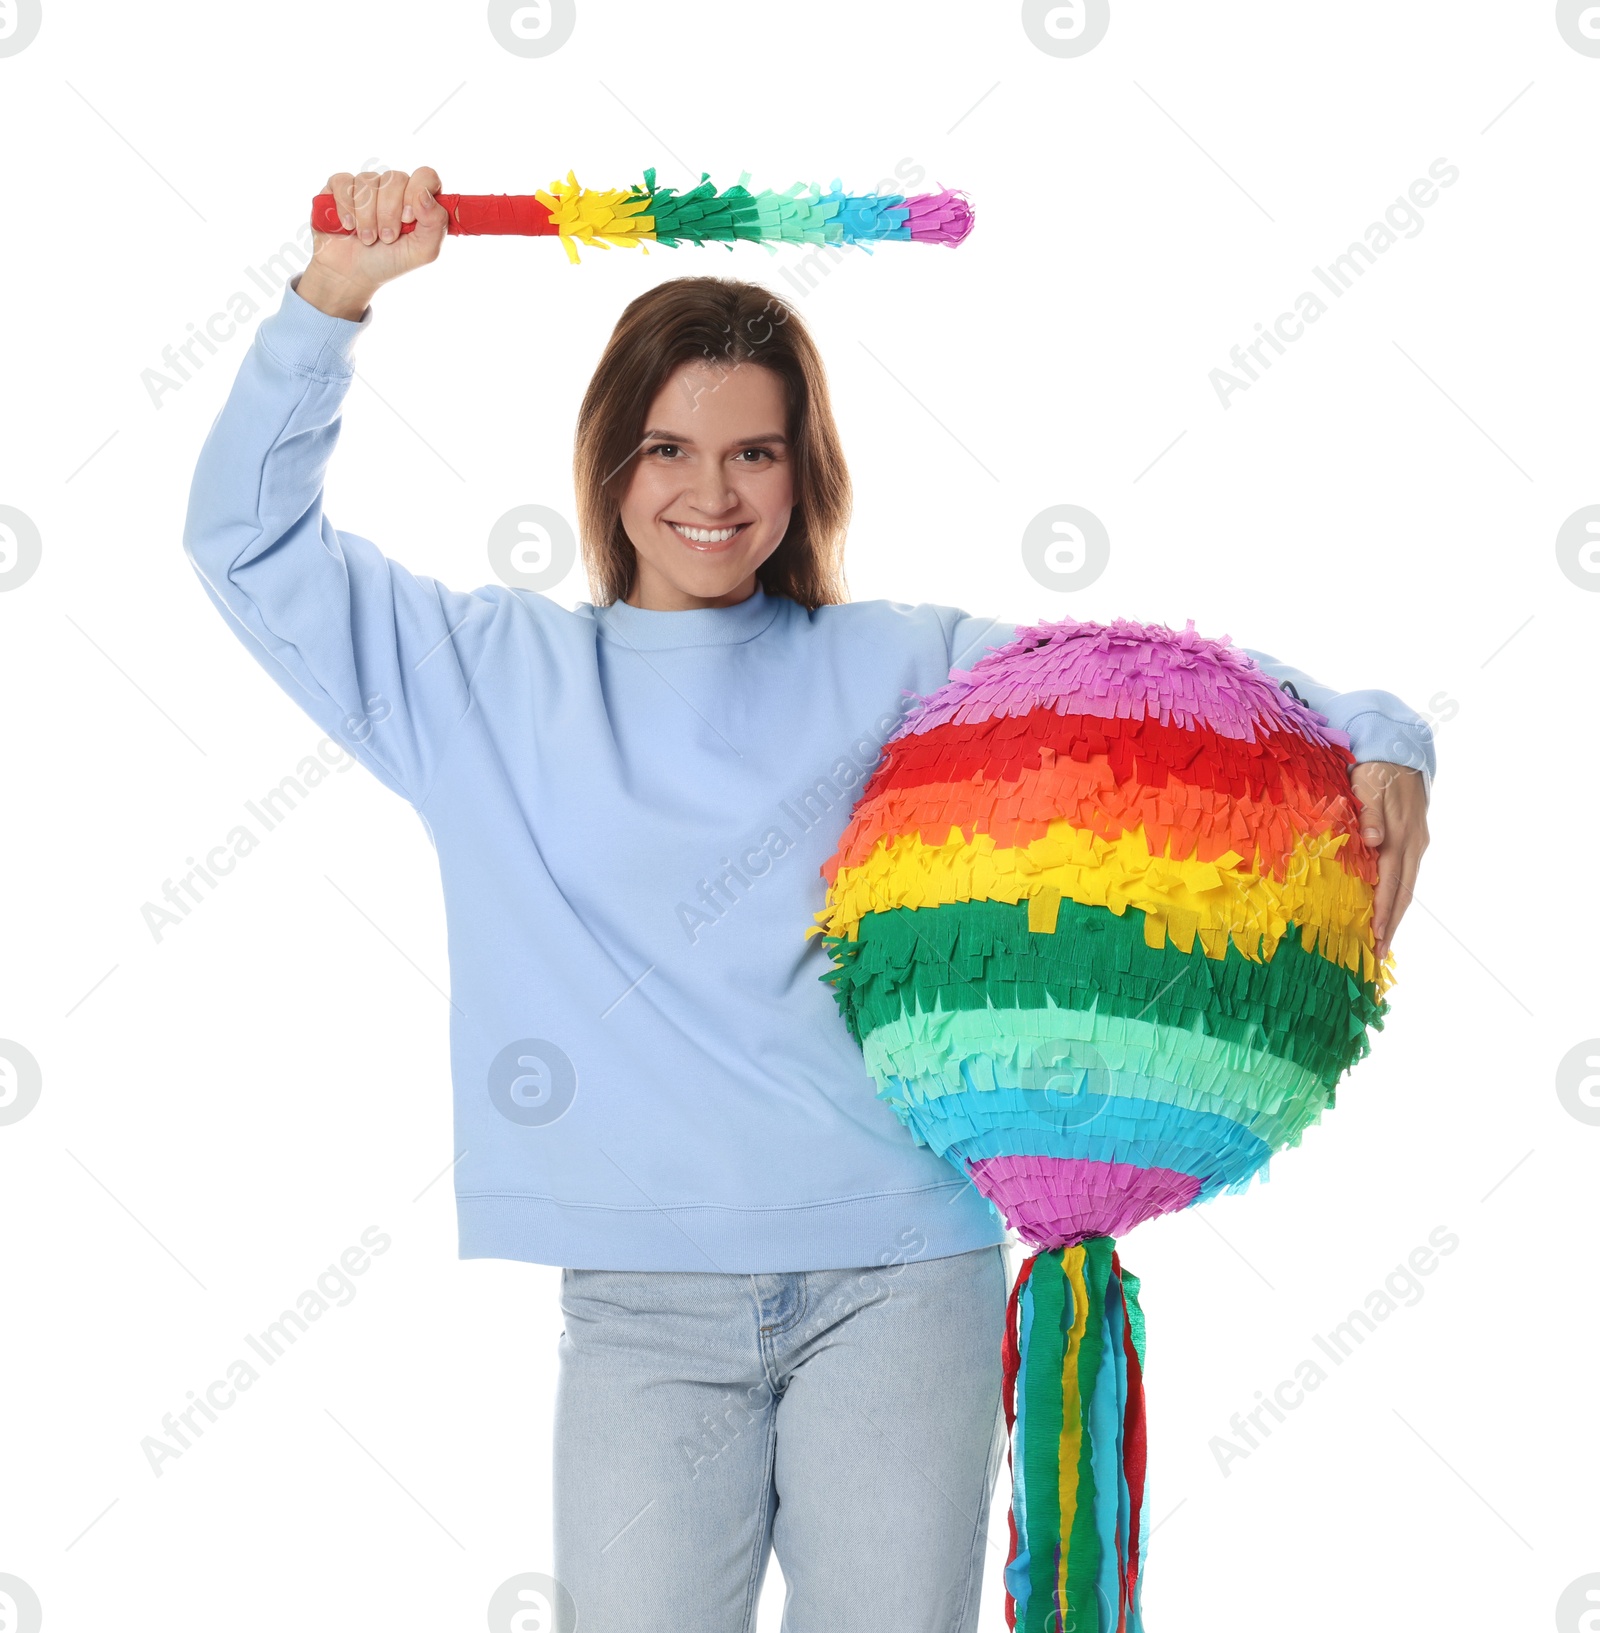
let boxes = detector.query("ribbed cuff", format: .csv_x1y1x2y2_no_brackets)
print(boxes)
254,275,374,380
1342,707,1437,799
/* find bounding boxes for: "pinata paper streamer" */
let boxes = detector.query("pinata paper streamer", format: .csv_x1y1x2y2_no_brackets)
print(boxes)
811,617,1393,1631
310,168,974,263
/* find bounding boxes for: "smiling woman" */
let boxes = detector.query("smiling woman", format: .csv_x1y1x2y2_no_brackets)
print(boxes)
180,163,1437,1633
616,363,794,610
573,276,853,610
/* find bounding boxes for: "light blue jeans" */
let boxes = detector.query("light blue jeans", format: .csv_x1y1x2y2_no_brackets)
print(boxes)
552,1241,1011,1631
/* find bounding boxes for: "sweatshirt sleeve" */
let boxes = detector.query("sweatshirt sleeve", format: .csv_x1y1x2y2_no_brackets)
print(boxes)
182,277,497,807
949,611,1019,671
1244,648,1437,798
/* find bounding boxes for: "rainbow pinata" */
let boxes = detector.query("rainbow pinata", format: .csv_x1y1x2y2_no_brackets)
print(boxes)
811,616,1392,1632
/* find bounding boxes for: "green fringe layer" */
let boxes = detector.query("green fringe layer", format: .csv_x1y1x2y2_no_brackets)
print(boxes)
821,898,1386,1094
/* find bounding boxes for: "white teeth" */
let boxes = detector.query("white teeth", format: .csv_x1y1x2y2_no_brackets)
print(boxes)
670,523,743,544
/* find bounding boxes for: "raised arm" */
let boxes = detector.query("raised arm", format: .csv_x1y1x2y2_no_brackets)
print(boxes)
183,167,493,806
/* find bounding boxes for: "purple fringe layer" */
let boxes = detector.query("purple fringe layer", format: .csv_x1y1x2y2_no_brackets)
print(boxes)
902,616,1351,749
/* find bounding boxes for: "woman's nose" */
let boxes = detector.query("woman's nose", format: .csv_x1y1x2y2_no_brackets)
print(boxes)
687,471,739,514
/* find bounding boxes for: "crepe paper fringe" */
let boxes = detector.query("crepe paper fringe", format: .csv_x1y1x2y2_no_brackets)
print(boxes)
533,172,655,262
821,899,1386,1090
882,1070,1350,1241
806,618,1391,1240
897,1075,1280,1189
881,1057,1328,1191
858,710,1361,819
907,1086,1272,1209
890,1062,1318,1180
831,752,1376,887
808,620,1390,1625
974,1156,1199,1250
818,818,1383,985
863,1001,1334,1130
903,616,1350,748
881,1025,1332,1143
1003,1241,1147,1632
894,186,976,245
860,1008,1346,1240
641,166,973,248
525,167,974,262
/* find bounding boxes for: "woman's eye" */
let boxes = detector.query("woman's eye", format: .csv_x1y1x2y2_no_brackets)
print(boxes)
644,444,773,463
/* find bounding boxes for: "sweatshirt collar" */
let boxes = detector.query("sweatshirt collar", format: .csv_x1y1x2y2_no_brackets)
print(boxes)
592,582,782,651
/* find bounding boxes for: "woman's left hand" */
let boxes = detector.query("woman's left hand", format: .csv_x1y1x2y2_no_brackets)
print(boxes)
1349,762,1430,961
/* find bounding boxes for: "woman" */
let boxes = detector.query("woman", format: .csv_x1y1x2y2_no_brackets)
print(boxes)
184,165,1433,1632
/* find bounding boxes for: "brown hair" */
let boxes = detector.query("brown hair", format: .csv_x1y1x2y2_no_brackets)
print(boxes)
573,276,851,609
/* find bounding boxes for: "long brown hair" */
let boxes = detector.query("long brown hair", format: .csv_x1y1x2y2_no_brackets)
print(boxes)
573,276,851,609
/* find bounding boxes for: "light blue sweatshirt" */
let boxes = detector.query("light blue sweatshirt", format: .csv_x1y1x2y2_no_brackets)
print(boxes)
182,279,1437,1273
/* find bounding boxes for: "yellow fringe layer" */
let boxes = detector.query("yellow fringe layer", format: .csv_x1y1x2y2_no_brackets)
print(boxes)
816,819,1381,985
533,171,655,264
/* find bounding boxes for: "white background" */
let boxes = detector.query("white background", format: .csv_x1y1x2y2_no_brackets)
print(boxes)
1,1,1595,1628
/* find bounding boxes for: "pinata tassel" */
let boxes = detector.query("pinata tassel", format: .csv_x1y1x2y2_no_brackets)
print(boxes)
1003,1238,1149,1632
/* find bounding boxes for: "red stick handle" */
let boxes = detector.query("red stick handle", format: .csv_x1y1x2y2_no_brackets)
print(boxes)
310,192,557,236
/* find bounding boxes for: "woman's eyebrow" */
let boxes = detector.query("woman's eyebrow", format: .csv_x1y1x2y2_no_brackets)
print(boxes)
640,428,789,446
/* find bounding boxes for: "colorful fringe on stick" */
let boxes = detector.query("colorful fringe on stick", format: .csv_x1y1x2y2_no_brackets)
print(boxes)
1004,1242,1146,1633
309,168,974,263
812,617,1394,1629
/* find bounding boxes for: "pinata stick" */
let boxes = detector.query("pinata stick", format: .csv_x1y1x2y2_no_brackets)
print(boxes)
311,193,557,236
309,167,974,263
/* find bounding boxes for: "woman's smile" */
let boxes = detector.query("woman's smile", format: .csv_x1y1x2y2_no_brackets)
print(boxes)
665,520,751,549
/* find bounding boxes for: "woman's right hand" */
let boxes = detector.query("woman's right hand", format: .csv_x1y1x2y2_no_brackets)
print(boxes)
296,167,448,321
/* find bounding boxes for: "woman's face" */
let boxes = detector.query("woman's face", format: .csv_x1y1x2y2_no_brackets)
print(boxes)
618,357,794,610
